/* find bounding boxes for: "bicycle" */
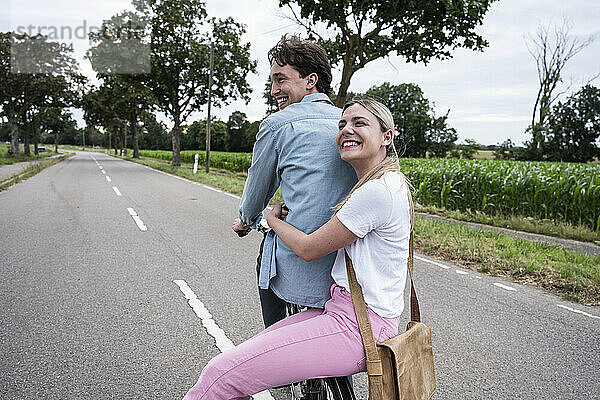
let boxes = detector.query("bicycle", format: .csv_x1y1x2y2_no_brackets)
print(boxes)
238,218,355,400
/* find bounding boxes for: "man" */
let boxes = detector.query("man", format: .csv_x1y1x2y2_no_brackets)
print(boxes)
233,35,356,328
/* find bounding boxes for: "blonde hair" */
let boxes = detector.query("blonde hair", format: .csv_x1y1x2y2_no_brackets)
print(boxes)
333,98,414,224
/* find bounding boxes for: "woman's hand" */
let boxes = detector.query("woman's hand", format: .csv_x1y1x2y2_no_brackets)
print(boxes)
267,202,289,224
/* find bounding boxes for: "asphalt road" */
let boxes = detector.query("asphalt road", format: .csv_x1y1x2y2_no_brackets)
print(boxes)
1,152,598,400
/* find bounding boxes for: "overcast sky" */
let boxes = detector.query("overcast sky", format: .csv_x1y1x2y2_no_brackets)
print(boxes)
3,0,599,146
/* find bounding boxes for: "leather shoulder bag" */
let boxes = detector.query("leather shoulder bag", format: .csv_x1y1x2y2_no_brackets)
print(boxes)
345,224,436,399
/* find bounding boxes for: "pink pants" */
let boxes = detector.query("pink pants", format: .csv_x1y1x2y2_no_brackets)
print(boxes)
183,285,401,400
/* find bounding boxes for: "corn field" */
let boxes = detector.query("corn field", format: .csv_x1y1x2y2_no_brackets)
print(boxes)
138,149,599,231
399,158,600,231
139,150,252,173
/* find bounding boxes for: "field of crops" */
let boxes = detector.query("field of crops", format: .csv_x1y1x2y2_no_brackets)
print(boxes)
139,150,252,172
398,158,600,231
139,149,599,231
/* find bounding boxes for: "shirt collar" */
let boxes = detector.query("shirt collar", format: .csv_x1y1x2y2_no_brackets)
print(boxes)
300,92,334,105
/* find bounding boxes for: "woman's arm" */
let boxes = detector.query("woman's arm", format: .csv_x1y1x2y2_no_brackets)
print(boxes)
266,203,358,262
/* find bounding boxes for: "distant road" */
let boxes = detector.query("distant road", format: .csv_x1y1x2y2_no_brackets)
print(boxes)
1,152,598,399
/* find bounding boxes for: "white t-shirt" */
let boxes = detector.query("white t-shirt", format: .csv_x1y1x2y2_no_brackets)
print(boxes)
331,171,411,318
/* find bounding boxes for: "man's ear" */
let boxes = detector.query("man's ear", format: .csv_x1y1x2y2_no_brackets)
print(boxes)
306,73,318,90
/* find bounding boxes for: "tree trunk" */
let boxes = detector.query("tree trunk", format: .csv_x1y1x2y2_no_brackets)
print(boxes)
33,122,39,156
123,128,127,157
54,130,58,153
22,114,30,156
10,113,19,156
171,112,181,166
335,44,358,107
131,110,139,159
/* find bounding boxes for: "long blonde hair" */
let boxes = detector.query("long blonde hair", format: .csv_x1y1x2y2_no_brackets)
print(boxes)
333,98,414,222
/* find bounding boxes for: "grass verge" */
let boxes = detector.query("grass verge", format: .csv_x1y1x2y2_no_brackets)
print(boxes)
115,154,283,203
417,205,600,245
416,217,600,306
0,153,73,191
0,143,54,165
115,152,600,305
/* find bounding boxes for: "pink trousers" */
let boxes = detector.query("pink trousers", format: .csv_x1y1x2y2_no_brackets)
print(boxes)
183,285,401,400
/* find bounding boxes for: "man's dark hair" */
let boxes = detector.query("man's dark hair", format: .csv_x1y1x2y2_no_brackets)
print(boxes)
268,35,333,95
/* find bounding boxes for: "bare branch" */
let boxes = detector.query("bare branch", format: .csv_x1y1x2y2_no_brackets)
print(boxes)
525,18,595,129
283,4,326,42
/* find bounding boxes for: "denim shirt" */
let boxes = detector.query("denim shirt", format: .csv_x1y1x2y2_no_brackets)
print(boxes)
238,93,357,307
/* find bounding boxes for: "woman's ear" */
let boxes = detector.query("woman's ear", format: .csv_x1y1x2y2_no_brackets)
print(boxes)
383,130,393,145
306,73,318,90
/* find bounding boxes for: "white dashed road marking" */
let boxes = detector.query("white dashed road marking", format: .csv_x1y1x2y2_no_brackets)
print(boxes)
126,208,147,231
112,186,122,196
415,255,451,269
173,280,274,400
106,176,111,182
493,282,516,291
557,305,599,320
102,170,106,174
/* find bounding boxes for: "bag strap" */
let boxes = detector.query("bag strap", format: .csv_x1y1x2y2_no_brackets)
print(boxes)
344,190,420,398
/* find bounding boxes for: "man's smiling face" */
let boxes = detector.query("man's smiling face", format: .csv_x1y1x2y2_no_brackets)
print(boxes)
269,63,314,110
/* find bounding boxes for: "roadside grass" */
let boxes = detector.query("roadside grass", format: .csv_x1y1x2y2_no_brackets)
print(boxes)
416,217,600,305
0,153,73,190
0,143,54,165
417,205,600,245
116,154,283,203
114,151,600,305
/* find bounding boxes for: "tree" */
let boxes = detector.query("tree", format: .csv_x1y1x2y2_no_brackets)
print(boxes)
132,0,257,166
364,82,456,158
139,113,170,150
0,32,84,156
263,80,279,116
525,19,595,155
543,85,600,162
227,111,256,152
280,0,497,106
428,110,458,157
187,119,228,151
87,11,155,158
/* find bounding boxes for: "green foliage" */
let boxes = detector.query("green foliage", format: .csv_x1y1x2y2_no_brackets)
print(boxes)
0,122,9,142
185,120,228,151
400,158,600,231
543,85,600,162
130,0,257,165
0,32,85,155
364,82,457,157
451,139,479,159
280,0,497,105
263,80,279,116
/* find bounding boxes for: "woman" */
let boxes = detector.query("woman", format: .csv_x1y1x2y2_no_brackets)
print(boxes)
183,98,413,400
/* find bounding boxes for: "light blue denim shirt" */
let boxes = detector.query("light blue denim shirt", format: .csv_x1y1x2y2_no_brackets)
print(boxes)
238,93,357,308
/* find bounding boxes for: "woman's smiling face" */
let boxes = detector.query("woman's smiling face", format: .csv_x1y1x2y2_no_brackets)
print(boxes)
336,103,392,177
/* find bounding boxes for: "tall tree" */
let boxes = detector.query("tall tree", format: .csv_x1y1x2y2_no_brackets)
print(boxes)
132,0,257,166
280,0,497,106
526,20,595,135
0,32,84,156
543,85,600,162
365,82,455,157
86,10,155,158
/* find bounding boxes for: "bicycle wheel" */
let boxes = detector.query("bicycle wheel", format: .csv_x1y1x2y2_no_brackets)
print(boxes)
323,377,356,400
301,377,355,400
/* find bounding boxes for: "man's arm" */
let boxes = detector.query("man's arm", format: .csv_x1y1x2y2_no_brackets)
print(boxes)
237,119,281,231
